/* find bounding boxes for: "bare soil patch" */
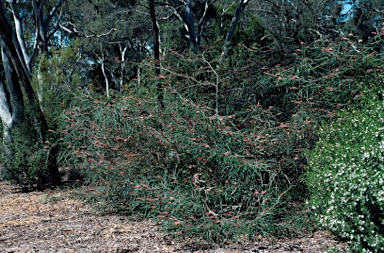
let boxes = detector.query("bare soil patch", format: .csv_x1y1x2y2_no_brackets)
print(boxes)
0,181,347,252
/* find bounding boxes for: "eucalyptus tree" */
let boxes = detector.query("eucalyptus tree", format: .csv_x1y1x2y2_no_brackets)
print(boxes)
162,0,216,49
219,0,249,60
61,0,151,96
160,0,251,53
249,0,384,52
249,0,323,51
0,0,66,185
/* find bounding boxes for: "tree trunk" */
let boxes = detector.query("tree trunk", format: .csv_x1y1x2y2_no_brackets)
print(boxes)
170,0,199,49
150,0,165,115
0,43,25,179
0,78,14,179
220,0,249,61
119,44,127,92
99,51,110,98
0,2,60,186
1,45,25,126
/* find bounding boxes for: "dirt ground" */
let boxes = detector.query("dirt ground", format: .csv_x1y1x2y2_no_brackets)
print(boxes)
0,181,347,253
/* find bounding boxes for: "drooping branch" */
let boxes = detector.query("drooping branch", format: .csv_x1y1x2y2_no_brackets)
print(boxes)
59,22,117,38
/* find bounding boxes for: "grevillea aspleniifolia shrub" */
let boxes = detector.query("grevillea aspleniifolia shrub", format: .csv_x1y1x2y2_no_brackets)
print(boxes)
160,32,384,201
306,90,384,252
57,91,291,243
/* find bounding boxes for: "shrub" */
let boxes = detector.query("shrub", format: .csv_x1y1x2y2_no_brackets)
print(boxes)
160,32,384,199
32,41,81,128
0,42,82,190
56,90,295,243
55,29,384,246
306,88,384,252
0,119,54,190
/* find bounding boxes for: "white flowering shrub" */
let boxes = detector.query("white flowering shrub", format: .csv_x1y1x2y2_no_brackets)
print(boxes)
306,91,384,252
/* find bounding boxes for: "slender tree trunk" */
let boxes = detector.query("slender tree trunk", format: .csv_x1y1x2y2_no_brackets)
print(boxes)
99,51,110,98
220,0,249,61
150,0,165,115
36,56,45,109
119,44,127,92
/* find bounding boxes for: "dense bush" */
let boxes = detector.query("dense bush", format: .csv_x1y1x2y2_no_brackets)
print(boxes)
32,41,81,128
160,32,384,198
0,115,55,190
306,88,384,252
56,90,300,243
53,31,384,245
0,43,81,190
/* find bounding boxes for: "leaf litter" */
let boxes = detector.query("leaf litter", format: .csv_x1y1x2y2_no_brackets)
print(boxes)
0,182,347,252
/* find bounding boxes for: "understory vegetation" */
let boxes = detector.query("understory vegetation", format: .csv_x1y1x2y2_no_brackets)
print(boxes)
307,87,384,253
1,2,384,250
22,32,382,249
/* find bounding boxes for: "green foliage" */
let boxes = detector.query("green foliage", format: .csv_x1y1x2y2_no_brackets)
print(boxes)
160,32,379,198
1,2,384,250
0,42,82,190
235,32,384,193
42,17,384,248
206,2,268,48
56,90,298,243
306,88,384,252
32,41,82,127
0,113,54,190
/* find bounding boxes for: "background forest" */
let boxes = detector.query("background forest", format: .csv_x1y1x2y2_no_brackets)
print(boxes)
0,0,384,252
